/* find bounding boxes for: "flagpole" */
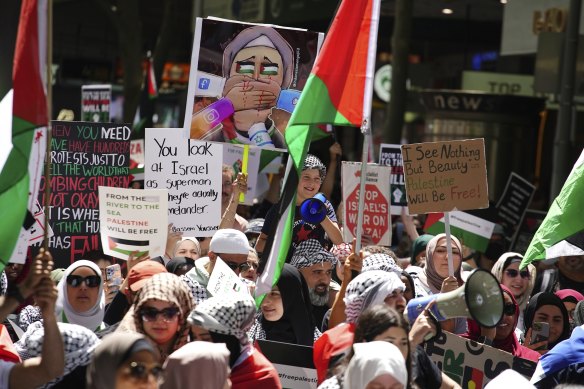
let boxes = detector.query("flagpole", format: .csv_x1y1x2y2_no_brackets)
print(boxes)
43,0,53,251
355,0,381,254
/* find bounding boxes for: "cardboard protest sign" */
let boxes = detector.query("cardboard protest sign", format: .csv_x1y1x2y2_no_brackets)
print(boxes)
145,128,222,236
424,211,495,252
99,186,168,260
207,257,249,297
401,139,488,214
511,209,546,253
379,143,407,215
81,85,111,122
424,331,536,388
183,18,323,150
37,121,130,267
496,172,535,241
342,162,392,246
256,340,317,389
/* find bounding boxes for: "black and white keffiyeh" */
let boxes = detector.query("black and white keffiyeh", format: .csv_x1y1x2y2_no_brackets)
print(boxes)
15,321,100,388
180,274,208,305
344,271,405,324
303,154,326,182
290,239,338,269
188,294,256,345
248,313,322,344
362,253,402,274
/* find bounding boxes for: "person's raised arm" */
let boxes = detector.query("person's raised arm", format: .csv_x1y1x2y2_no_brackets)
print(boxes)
321,142,342,199
328,240,362,329
0,248,50,322
10,258,64,388
321,217,344,245
219,172,247,229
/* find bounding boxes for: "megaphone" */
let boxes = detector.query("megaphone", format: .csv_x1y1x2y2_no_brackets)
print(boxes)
300,193,327,224
406,269,504,328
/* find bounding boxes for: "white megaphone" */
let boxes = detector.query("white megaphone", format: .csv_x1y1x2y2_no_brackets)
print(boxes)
406,269,504,328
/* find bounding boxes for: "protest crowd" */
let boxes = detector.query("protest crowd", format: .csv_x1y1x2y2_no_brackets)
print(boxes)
3,0,584,388
1,149,584,389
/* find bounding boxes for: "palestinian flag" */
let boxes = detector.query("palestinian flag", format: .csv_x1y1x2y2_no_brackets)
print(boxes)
424,211,495,252
107,236,149,257
521,149,584,269
256,0,381,298
0,0,48,264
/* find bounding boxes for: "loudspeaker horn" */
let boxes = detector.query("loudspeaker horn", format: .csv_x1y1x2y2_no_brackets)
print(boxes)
406,269,504,328
300,193,327,224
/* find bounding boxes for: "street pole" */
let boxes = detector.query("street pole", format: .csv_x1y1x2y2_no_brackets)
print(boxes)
551,0,581,199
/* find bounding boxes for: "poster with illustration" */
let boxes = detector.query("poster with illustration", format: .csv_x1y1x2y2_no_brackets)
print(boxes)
184,18,324,150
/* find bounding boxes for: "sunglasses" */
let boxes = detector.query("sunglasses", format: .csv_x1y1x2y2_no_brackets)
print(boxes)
505,269,530,279
224,261,251,273
140,306,180,322
125,361,163,381
503,302,516,316
66,275,101,288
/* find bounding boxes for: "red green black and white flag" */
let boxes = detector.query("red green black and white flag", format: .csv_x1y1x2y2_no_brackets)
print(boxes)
0,0,48,265
256,0,381,298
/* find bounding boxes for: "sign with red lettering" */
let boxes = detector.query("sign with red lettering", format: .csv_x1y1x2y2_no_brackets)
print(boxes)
99,186,168,260
424,331,536,388
342,162,392,246
401,138,488,214
36,121,131,267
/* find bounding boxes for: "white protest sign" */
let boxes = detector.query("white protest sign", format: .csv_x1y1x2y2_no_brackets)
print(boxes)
99,186,168,260
207,257,248,297
223,144,261,205
145,128,222,236
10,201,54,264
342,162,392,246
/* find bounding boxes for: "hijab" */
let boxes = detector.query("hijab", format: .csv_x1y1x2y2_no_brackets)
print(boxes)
87,332,158,389
343,341,407,389
411,234,434,266
162,341,230,389
491,252,536,311
165,257,195,275
344,271,405,324
133,273,194,360
555,289,584,304
261,264,315,346
465,285,540,362
173,238,200,257
421,234,463,293
524,292,571,349
55,260,105,331
574,300,584,327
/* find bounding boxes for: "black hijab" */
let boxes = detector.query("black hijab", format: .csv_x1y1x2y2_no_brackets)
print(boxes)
166,257,195,276
261,264,315,346
523,292,570,349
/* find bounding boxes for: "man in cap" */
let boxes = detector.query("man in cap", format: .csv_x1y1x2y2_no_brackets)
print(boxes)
182,228,253,304
290,239,339,330
189,294,281,389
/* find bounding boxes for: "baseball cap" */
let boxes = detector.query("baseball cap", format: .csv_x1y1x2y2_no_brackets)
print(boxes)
127,261,167,292
209,229,251,255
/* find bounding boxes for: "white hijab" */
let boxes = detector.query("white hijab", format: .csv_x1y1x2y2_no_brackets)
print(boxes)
344,341,407,389
55,260,105,331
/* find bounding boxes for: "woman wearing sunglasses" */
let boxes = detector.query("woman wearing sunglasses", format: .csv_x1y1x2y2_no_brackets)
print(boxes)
132,273,194,363
491,252,536,337
87,332,162,389
55,260,106,332
463,284,541,362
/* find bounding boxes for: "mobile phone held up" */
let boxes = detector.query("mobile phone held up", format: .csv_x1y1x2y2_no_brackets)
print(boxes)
105,264,123,293
531,321,549,350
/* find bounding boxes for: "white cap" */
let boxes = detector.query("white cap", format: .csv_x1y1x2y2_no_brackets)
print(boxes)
209,229,251,255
